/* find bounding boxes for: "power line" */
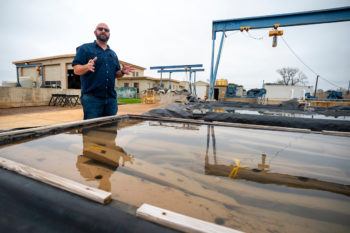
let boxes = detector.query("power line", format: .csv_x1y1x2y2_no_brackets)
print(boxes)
226,30,344,89
281,36,318,75
281,36,342,89
268,134,305,165
318,76,343,89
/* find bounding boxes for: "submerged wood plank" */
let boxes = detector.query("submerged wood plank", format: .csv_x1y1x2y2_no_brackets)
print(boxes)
0,157,111,204
322,130,350,137
136,203,243,233
205,164,350,196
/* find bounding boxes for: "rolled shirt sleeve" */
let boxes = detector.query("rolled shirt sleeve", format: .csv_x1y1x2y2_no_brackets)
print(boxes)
72,46,88,66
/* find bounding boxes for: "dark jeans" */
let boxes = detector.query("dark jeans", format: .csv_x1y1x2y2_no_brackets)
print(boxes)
81,94,118,120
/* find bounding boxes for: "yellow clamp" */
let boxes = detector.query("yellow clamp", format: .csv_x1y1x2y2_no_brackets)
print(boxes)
269,23,283,37
240,26,251,32
269,30,283,37
228,159,240,179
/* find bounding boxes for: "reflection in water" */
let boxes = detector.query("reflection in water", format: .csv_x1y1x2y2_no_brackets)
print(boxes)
0,120,349,232
204,125,350,196
258,153,270,171
76,126,134,191
149,121,199,130
211,108,350,121
205,125,217,165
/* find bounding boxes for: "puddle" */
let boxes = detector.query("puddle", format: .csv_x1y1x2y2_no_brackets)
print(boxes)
0,119,349,233
255,110,350,121
213,108,350,121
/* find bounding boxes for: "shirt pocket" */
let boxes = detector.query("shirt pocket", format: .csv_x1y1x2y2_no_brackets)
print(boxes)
107,53,119,72
87,51,103,67
85,51,96,60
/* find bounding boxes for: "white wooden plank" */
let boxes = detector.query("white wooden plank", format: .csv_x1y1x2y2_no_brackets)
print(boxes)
136,203,243,233
0,157,111,204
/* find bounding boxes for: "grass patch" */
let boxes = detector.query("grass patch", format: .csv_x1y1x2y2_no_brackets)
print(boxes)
117,98,142,104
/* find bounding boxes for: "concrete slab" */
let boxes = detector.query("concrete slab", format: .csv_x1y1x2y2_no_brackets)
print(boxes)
0,103,160,131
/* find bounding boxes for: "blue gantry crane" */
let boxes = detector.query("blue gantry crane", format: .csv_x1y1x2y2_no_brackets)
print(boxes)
209,6,350,100
150,64,204,95
157,68,204,94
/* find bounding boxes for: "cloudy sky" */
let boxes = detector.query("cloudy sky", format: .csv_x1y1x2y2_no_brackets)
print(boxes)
1,0,349,90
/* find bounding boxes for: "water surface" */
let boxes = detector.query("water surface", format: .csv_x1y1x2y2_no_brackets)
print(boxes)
0,119,349,233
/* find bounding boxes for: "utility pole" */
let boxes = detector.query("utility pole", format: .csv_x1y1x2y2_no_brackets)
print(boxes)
314,75,319,98
160,68,163,88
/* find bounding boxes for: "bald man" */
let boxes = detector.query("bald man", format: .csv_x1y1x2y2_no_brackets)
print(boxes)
72,23,133,120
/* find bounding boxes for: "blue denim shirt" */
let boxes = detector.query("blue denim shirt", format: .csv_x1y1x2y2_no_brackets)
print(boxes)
72,41,121,99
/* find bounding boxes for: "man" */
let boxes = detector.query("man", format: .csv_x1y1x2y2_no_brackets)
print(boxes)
72,23,133,120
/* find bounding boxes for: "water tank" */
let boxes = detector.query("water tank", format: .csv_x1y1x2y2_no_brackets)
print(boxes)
19,76,33,88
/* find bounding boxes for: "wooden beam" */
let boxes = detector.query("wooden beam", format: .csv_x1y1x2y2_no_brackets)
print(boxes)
136,203,243,233
322,130,350,137
205,163,350,196
0,157,111,204
0,114,130,146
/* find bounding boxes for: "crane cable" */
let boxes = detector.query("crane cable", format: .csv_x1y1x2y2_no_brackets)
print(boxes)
281,36,343,89
219,29,344,89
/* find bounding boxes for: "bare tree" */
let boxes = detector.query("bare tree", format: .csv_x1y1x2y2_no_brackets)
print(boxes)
276,67,308,86
296,71,308,85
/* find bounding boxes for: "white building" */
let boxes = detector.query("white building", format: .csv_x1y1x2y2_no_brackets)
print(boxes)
264,84,313,100
195,81,209,100
12,54,182,94
179,81,209,100
12,54,145,90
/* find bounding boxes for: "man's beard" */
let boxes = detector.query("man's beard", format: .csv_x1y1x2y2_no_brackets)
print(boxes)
96,34,109,42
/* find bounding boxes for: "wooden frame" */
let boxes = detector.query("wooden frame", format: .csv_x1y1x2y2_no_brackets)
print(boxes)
136,203,243,233
0,157,111,204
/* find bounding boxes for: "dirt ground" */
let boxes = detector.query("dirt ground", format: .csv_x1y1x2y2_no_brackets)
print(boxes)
0,103,161,131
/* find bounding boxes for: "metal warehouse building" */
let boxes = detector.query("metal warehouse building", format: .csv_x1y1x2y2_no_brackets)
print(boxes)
13,54,182,95
13,54,146,90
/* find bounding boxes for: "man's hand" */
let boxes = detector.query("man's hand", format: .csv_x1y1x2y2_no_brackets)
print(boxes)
86,57,97,72
116,64,135,78
121,64,134,75
73,56,97,76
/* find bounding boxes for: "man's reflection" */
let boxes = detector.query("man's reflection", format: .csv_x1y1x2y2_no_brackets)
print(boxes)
76,126,134,191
